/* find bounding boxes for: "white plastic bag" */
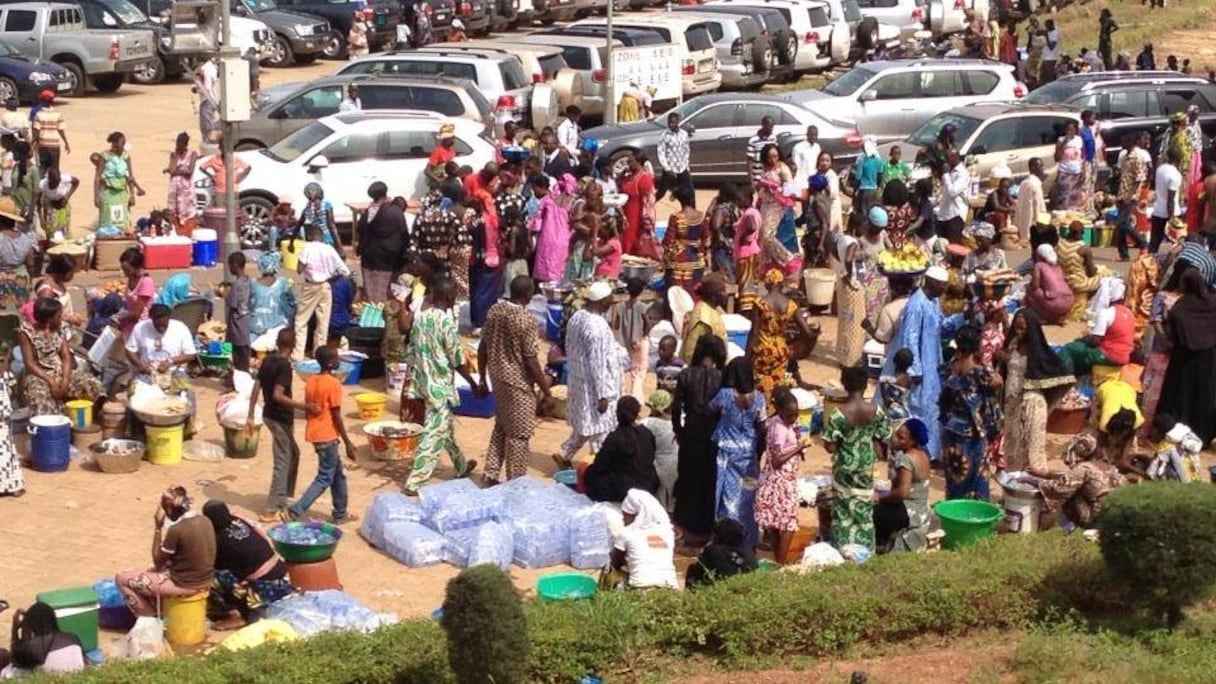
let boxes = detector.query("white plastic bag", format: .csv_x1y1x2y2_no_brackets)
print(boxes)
122,616,168,660
800,542,845,571
87,325,119,366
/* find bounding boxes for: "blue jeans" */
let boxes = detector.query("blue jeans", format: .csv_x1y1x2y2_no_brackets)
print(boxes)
289,440,348,520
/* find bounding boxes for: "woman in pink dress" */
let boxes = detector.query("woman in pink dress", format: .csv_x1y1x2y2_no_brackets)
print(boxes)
619,152,655,256
756,387,810,564
528,174,573,283
1025,244,1075,325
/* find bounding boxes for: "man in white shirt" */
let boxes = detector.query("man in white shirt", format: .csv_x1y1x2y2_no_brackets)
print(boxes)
293,224,352,359
1014,157,1047,244
555,105,581,158
789,125,820,182
1150,147,1183,254
1042,20,1061,83
935,150,970,243
124,304,198,376
655,111,691,203
338,85,361,113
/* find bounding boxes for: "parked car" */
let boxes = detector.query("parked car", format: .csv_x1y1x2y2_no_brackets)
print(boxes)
335,48,559,131
885,103,1082,187
1022,71,1216,167
705,0,840,72
684,4,796,78
533,0,578,24
429,40,585,112
196,112,497,226
584,92,862,181
228,0,331,67
451,0,490,34
0,2,156,94
403,0,455,39
272,0,401,58
786,58,1024,144
506,33,616,118
535,24,667,47
569,15,722,99
854,0,925,40
926,0,984,36
235,73,492,149
670,10,769,89
0,39,73,102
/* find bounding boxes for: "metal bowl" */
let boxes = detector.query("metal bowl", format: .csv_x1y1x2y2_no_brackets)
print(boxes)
621,263,655,283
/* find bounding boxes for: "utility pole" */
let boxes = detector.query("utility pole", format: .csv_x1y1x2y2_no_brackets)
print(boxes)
604,0,614,125
219,0,239,282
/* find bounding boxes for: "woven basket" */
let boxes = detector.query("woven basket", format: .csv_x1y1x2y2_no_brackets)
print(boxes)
92,441,144,474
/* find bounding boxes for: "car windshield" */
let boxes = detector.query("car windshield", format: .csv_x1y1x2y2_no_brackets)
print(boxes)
1022,80,1085,104
666,98,726,125
907,112,983,147
95,0,148,24
823,66,877,96
243,0,278,12
266,121,333,163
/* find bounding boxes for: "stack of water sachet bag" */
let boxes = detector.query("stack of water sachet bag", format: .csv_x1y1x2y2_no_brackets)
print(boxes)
360,476,615,570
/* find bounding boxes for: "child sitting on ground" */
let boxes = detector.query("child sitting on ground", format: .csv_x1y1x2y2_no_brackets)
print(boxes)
877,348,913,423
653,334,684,393
641,389,678,511
1147,413,1203,482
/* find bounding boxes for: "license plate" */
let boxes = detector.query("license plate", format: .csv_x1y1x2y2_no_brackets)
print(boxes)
437,12,449,20
304,41,317,49
698,62,712,73
56,82,71,91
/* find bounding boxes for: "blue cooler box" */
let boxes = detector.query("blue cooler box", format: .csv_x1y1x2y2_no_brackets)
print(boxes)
455,374,495,418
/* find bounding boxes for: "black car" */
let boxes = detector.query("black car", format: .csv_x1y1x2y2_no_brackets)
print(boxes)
0,39,73,103
451,0,489,35
274,0,402,58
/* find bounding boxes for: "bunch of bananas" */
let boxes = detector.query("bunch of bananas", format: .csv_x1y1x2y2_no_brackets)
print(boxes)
876,243,929,273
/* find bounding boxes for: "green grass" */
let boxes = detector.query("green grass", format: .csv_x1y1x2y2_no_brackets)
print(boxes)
1044,0,1215,66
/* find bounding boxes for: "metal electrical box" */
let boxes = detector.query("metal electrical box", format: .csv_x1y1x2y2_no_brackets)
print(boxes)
220,56,251,122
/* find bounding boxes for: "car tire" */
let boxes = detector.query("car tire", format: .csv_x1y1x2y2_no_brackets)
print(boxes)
132,57,166,85
751,38,771,74
0,77,17,103
857,17,878,50
263,34,295,68
241,195,277,227
779,34,796,65
294,53,319,66
57,61,85,97
323,31,347,60
93,73,124,94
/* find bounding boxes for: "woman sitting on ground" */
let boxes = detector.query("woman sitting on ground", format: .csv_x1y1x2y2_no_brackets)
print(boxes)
1059,277,1135,376
1024,244,1074,325
1023,412,1131,529
18,298,104,416
874,418,932,553
0,602,85,677
685,518,756,589
202,500,296,630
584,396,659,503
608,489,678,590
29,254,83,327
1057,221,1103,322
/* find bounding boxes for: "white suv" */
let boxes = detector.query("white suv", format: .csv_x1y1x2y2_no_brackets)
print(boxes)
787,58,1025,144
193,113,496,227
706,0,843,72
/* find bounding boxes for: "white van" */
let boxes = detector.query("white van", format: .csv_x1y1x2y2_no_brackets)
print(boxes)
568,15,722,98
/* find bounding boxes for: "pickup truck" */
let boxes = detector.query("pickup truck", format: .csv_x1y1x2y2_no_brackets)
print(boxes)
0,2,155,94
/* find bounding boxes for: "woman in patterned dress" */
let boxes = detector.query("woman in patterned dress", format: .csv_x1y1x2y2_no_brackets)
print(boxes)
756,388,810,563
663,184,707,292
705,184,740,282
250,251,296,339
0,370,22,497
18,298,104,416
748,269,815,400
164,132,198,231
822,366,891,551
709,357,766,552
859,207,892,325
1140,271,1183,433
874,417,931,553
882,179,916,250
940,326,1003,500
996,308,1074,475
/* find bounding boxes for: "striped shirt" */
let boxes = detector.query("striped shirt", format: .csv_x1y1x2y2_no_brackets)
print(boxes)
747,132,776,184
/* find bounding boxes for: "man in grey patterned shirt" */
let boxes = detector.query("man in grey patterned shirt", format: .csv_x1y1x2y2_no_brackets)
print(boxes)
656,111,692,204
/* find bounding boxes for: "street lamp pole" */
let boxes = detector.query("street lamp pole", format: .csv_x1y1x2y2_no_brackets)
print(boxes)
605,0,615,125
219,0,239,282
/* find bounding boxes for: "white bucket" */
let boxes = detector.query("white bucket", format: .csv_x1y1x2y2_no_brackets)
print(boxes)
804,268,836,307
386,362,410,399
1003,488,1044,534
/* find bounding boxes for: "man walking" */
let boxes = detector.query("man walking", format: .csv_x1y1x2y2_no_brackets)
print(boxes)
656,111,692,203
746,116,776,185
293,225,350,360
479,276,552,484
1150,147,1183,254
1114,132,1150,260
554,281,625,468
1015,158,1047,246
31,90,69,170
936,150,970,244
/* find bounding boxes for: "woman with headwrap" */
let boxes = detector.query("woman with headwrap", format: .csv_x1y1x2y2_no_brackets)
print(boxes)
527,173,573,283
116,486,217,617
298,182,341,250
802,172,831,267
940,325,1003,501
1159,112,1193,184
709,357,766,551
609,489,678,590
680,273,727,364
748,269,815,399
756,143,798,273
1059,276,1135,376
202,500,296,629
859,206,892,324
1157,268,1216,445
250,251,296,339
1,602,84,676
1056,221,1104,321
997,308,1075,475
874,417,931,553
672,333,725,545
1025,244,1074,324
1023,425,1126,529
962,222,1007,274
155,272,199,308
584,396,659,504
833,228,867,366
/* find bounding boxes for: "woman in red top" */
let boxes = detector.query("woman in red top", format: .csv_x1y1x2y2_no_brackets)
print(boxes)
619,151,655,256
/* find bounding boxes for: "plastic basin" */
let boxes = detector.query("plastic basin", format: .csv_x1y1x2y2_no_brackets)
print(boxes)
269,521,344,563
355,392,389,420
553,469,577,490
537,573,597,601
933,500,1004,550
294,360,353,384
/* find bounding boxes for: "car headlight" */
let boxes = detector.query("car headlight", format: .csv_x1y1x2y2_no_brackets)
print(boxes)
293,24,313,36
160,35,171,47
27,72,53,83
194,178,214,189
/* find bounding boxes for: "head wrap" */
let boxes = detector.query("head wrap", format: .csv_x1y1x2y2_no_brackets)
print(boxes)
808,173,829,192
897,417,929,447
972,222,996,240
1035,243,1058,265
990,165,1013,180
648,389,673,413
1090,277,1127,315
155,273,194,307
1011,308,1074,388
557,173,579,197
862,135,879,157
202,500,235,531
1063,433,1098,467
303,182,323,201
868,205,889,228
257,250,282,275
763,268,785,288
1170,111,1186,124
621,489,671,531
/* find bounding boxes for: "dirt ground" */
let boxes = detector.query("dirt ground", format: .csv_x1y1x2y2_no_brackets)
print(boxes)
0,49,1177,665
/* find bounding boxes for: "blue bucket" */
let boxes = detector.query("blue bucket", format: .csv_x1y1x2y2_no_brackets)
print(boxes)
339,352,367,386
192,228,219,267
546,301,564,342
30,414,72,472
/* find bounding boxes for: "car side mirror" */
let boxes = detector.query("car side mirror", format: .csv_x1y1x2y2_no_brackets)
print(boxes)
683,124,695,136
859,89,877,103
308,155,330,171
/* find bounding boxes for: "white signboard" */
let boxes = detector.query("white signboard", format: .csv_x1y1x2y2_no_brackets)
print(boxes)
610,44,682,105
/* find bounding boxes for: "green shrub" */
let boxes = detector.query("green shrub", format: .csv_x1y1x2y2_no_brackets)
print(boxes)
440,564,530,684
1099,482,1216,627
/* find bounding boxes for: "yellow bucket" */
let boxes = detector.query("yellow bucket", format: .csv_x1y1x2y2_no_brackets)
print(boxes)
163,592,208,647
145,423,185,465
280,239,304,272
355,392,389,420
64,399,93,430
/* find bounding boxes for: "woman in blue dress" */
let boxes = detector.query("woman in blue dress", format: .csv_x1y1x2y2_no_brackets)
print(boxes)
710,357,766,552
250,252,296,338
940,325,1003,500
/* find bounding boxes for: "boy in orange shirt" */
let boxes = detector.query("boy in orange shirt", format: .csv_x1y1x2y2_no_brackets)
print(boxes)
288,345,359,523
